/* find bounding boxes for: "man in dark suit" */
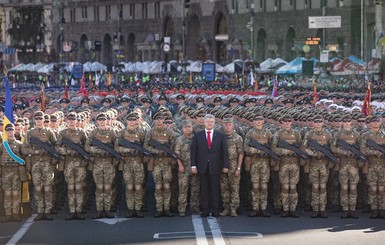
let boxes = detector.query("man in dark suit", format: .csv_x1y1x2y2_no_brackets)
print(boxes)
191,114,229,217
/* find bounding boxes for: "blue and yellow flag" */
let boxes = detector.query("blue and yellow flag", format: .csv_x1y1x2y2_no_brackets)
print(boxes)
2,76,24,165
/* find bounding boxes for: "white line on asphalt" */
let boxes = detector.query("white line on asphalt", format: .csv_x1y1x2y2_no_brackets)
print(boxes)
192,215,208,245
207,217,226,245
6,214,36,245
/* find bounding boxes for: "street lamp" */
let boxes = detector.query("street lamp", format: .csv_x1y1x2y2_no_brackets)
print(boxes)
181,0,190,75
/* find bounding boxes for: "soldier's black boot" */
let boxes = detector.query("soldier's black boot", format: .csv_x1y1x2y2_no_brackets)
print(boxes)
135,210,144,218
44,214,53,221
76,213,85,220
370,210,378,219
260,210,271,217
378,210,385,219
104,211,115,218
126,210,135,218
311,211,319,218
248,210,258,217
319,211,328,218
281,211,289,218
164,210,174,217
350,210,359,219
65,213,76,220
363,205,371,213
341,211,349,219
154,211,163,218
1,215,12,223
34,213,45,221
289,211,300,218
12,214,22,222
92,211,105,219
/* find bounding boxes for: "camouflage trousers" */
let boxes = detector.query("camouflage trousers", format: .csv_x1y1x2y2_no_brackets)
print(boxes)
31,157,55,214
368,160,385,210
220,171,241,211
250,158,270,211
327,169,340,208
178,171,200,213
279,160,300,212
170,163,178,210
339,162,359,211
309,160,329,212
122,157,144,211
152,157,172,212
1,166,21,215
92,157,115,212
64,157,87,213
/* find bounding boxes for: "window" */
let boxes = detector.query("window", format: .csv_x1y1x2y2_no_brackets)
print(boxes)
155,1,161,19
81,7,87,20
142,3,148,19
94,6,99,22
119,4,123,19
70,8,75,22
129,4,135,19
106,5,111,21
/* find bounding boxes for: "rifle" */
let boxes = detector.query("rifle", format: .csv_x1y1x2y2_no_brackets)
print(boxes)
148,139,180,160
248,139,280,161
118,138,152,157
308,140,337,163
30,136,61,159
277,139,309,159
91,138,121,160
336,139,366,160
62,137,90,160
366,139,385,155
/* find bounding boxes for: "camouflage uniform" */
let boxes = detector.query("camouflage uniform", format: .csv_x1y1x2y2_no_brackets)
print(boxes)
302,129,333,216
243,127,272,215
85,127,117,217
0,139,24,220
22,127,57,219
57,127,88,218
174,135,200,215
220,131,243,215
144,126,175,215
115,127,146,217
272,128,302,216
360,129,385,218
331,129,360,218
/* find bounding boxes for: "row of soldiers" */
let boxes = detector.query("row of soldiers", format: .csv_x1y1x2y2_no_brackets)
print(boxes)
1,100,385,222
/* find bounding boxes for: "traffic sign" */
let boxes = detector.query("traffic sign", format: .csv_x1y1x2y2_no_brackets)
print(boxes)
309,16,341,29
215,34,229,41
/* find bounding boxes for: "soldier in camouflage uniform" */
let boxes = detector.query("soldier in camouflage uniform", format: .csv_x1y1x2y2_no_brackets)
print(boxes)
301,115,332,218
0,123,25,222
114,113,146,218
243,114,272,217
360,115,385,219
272,114,302,218
21,111,57,221
331,114,360,219
85,113,117,219
219,117,244,217
174,120,200,216
56,112,88,220
144,112,176,217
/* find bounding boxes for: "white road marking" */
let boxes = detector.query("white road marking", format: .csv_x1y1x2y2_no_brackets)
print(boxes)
153,231,196,239
207,217,226,245
192,215,208,245
6,214,37,245
94,217,130,225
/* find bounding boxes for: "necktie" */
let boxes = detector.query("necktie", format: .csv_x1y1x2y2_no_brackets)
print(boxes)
207,131,212,148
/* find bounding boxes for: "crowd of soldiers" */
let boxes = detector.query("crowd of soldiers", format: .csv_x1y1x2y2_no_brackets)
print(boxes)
1,84,385,223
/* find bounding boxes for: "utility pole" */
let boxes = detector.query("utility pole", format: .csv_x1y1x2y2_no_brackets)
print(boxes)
375,0,383,58
250,3,255,60
322,0,326,51
181,0,189,75
361,0,364,59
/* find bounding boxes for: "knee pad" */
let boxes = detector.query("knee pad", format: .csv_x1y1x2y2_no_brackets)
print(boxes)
126,184,134,191
96,184,104,191
44,185,52,192
67,184,75,192
261,184,268,190
104,185,111,192
75,184,82,191
252,184,259,191
163,184,170,190
282,185,289,193
4,190,12,196
35,186,43,193
155,184,162,190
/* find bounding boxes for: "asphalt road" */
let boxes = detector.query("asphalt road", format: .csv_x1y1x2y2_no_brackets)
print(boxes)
1,207,385,245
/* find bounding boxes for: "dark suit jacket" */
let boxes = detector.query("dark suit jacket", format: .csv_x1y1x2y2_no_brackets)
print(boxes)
190,129,229,175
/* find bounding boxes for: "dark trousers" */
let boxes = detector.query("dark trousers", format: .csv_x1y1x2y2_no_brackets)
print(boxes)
199,171,220,214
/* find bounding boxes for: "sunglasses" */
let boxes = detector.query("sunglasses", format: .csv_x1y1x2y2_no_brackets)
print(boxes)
357,120,366,123
35,118,43,121
126,118,137,121
67,118,76,121
44,120,50,123
282,120,292,123
50,120,57,122
254,118,264,121
196,115,204,118
334,120,341,122
5,128,14,131
313,120,323,123
164,121,173,124
371,119,381,123
342,120,352,123
97,118,106,121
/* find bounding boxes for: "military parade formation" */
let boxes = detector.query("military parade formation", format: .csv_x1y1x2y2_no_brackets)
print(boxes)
1,80,385,224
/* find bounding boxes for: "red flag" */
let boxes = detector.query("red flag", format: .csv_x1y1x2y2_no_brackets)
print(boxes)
313,78,318,106
64,79,69,100
362,82,371,116
40,82,46,111
79,73,88,98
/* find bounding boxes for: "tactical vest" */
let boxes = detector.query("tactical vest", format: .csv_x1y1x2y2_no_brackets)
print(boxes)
278,129,300,144
151,128,171,145
94,128,114,144
251,128,270,144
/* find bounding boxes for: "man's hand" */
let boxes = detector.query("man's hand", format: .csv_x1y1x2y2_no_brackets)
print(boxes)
191,166,197,174
222,168,229,173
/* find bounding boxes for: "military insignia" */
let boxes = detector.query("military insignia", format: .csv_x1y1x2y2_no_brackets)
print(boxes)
106,136,109,138
135,135,138,138
164,134,166,136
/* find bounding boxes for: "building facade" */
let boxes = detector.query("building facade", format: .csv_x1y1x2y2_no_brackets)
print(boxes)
0,0,383,65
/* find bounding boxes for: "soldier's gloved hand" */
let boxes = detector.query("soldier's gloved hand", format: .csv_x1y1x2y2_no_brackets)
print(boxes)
249,148,258,155
374,150,382,158
315,151,323,158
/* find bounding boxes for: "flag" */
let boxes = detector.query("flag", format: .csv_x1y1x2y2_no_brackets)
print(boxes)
40,82,46,111
271,76,278,97
313,77,318,106
2,76,24,165
189,71,193,84
234,74,238,85
253,80,259,92
362,82,371,116
250,70,255,86
107,73,112,86
79,73,88,97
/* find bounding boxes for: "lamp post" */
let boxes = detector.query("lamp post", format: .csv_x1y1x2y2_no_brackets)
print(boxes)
181,0,189,75
250,3,255,61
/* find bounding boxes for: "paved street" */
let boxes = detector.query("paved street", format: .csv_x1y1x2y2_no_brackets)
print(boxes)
1,207,385,245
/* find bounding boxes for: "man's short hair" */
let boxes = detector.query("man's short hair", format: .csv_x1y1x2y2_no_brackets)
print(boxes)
203,114,215,120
